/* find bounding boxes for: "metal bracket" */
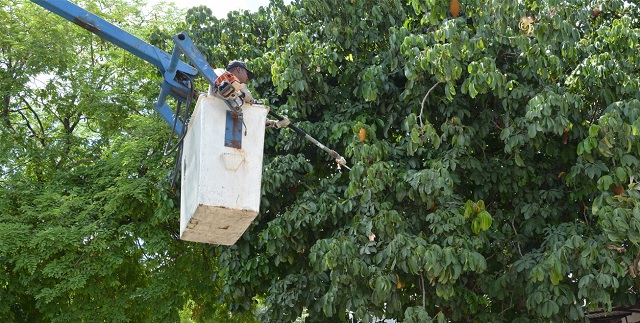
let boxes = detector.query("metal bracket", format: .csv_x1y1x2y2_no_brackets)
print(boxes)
224,111,243,149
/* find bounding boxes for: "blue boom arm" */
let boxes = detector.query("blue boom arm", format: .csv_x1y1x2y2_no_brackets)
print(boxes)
31,0,221,134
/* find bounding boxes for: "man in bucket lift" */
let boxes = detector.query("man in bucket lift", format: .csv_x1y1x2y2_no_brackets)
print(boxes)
209,60,255,103
226,60,254,84
209,60,289,129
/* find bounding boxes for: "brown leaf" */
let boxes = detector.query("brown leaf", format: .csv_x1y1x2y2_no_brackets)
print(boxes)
607,245,626,253
450,0,460,18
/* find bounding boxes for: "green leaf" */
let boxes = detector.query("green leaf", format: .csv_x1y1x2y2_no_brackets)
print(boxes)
550,269,562,285
514,153,524,167
361,189,372,203
598,139,614,157
528,124,537,138
615,167,627,183
597,175,613,191
411,127,421,143
477,210,492,231
469,82,478,98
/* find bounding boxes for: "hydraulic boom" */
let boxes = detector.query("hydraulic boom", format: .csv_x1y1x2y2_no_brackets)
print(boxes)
31,0,221,135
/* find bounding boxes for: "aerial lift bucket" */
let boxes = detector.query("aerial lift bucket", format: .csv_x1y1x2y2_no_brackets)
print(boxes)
180,94,269,245
31,0,349,247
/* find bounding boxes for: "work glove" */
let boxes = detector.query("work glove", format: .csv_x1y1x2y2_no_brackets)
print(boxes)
266,117,291,129
240,84,254,104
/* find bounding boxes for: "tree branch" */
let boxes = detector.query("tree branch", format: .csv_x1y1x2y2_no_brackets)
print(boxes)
20,97,46,142
16,109,46,147
2,94,14,131
419,82,442,128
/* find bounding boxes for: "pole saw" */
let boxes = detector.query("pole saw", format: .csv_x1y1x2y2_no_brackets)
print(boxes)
264,109,350,170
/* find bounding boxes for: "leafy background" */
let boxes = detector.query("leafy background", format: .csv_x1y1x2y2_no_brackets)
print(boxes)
1,0,640,321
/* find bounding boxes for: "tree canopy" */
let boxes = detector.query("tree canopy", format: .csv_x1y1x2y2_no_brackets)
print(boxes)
2,0,640,322
1,1,250,322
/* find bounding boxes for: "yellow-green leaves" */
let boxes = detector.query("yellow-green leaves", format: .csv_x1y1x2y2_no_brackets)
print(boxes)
472,210,493,234
464,200,492,234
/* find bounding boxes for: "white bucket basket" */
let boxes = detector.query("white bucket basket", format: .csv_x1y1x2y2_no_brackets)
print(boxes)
180,95,268,245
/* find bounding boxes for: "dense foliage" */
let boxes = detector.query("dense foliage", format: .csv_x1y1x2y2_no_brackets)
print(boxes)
187,0,640,321
1,1,254,322
2,0,640,321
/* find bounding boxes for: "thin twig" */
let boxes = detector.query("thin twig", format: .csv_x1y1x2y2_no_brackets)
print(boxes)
490,119,504,130
420,272,426,308
419,82,442,128
580,200,590,226
499,304,514,316
511,217,523,257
